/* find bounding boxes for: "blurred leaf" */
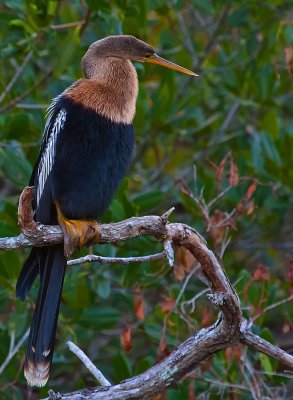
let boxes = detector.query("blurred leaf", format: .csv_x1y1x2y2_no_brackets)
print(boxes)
97,279,111,299
79,307,121,330
112,351,132,381
52,28,80,77
262,110,279,139
0,250,21,280
132,189,163,213
134,286,144,321
120,324,132,352
0,147,32,188
259,353,273,373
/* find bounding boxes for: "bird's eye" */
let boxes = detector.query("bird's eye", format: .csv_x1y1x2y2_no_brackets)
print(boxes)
144,53,152,58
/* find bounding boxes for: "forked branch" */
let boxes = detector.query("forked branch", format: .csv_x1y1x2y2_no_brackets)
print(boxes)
0,187,292,399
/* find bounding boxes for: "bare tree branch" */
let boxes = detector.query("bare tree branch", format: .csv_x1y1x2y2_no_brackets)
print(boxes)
1,187,292,399
67,341,111,386
67,252,166,266
241,330,293,369
0,328,30,376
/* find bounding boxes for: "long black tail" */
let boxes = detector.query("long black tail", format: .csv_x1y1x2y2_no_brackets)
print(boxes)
16,245,66,387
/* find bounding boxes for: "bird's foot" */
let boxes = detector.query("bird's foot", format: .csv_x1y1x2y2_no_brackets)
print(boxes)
56,203,101,258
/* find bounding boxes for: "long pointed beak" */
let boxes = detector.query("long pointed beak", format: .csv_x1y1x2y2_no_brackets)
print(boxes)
143,53,198,76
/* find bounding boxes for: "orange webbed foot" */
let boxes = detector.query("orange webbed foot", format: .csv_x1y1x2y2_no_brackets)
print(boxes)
55,203,101,257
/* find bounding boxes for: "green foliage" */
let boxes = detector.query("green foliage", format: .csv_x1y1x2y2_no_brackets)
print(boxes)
0,0,292,398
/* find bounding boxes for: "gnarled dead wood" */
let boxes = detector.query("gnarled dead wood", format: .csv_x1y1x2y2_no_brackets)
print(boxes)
0,187,292,399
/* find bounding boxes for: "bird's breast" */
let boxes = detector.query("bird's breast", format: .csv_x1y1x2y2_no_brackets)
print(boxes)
51,97,134,219
64,71,138,125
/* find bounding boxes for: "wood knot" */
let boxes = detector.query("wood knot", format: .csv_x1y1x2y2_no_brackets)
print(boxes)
18,186,37,234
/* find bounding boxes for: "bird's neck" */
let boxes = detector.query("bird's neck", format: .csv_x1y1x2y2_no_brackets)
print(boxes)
65,58,138,125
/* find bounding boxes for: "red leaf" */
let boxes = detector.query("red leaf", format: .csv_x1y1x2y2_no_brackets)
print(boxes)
161,295,175,313
157,319,170,361
134,286,145,321
216,154,228,192
284,46,293,75
282,321,291,334
188,380,197,400
246,199,255,215
237,181,257,216
243,278,253,300
228,157,239,187
286,255,293,284
158,334,167,354
236,200,245,215
209,209,226,242
175,247,196,281
120,325,132,352
201,306,214,328
224,345,242,363
200,358,213,373
253,263,270,281
246,181,257,200
174,178,192,196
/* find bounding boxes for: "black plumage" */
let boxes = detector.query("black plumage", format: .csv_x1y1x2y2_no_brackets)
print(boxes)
16,95,134,386
52,97,134,219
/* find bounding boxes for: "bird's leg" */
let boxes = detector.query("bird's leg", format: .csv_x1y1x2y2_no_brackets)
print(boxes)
55,202,101,258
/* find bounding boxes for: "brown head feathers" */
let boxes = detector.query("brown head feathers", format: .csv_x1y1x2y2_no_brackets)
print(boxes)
64,36,151,124
81,35,155,78
65,35,196,124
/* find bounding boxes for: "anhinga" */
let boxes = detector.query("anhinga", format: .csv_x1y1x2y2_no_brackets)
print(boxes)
16,35,197,387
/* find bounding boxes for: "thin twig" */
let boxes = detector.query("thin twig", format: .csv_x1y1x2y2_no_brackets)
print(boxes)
195,4,232,70
174,264,200,308
0,70,52,114
67,341,111,386
209,102,240,144
239,359,262,400
181,288,210,314
255,370,293,379
8,330,15,354
51,21,86,29
67,252,166,266
213,209,237,229
175,11,198,66
218,228,231,259
163,240,174,267
161,207,175,224
0,51,33,103
252,293,293,322
207,185,233,209
16,103,48,109
79,8,91,37
193,372,250,392
0,328,30,375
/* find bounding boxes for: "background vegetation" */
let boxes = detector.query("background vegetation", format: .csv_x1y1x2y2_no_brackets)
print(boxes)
0,0,292,398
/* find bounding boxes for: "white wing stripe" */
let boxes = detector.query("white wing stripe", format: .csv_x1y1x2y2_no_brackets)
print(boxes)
37,109,67,205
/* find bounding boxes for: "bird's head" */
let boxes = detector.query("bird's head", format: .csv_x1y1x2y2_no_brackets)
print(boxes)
81,35,198,78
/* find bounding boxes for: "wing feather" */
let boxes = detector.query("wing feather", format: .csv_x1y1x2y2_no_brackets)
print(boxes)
36,107,66,206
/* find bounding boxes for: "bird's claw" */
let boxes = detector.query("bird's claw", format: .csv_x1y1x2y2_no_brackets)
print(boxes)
62,218,100,258
55,203,101,258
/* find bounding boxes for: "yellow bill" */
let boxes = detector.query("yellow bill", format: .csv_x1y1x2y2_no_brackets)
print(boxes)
144,53,198,76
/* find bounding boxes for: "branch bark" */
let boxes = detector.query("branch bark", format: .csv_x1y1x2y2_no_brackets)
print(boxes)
1,188,292,399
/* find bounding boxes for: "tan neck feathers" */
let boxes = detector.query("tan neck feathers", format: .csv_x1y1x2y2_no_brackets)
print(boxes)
66,58,138,124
